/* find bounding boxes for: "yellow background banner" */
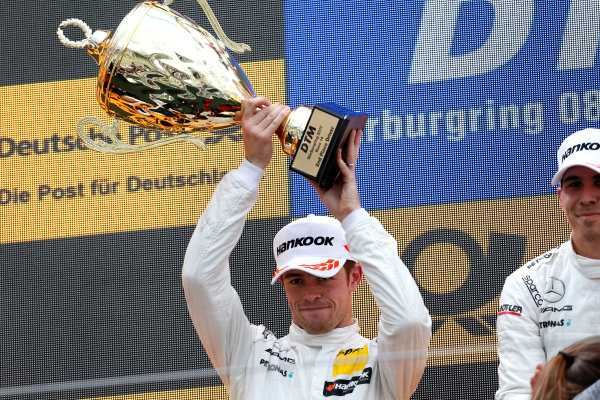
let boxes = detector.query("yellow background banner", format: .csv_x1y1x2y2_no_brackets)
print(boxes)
87,385,228,400
0,60,289,244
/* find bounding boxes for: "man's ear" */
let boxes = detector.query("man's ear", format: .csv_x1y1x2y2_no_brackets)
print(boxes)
349,263,363,292
557,186,564,210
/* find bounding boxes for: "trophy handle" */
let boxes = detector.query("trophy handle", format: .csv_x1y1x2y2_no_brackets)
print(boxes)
76,117,207,154
163,0,251,54
57,19,94,49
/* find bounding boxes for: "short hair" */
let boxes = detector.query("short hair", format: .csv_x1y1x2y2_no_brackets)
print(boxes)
343,260,357,282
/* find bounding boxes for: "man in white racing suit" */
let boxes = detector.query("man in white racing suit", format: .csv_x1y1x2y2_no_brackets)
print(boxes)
496,128,600,399
182,97,431,399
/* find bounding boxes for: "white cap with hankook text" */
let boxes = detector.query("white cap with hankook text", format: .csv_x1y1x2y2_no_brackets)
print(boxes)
552,128,600,185
271,214,355,285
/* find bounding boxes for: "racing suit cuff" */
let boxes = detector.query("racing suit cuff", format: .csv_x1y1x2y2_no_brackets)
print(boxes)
229,158,265,190
341,208,369,232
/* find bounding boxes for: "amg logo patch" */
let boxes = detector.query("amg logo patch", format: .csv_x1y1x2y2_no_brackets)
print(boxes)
540,305,573,313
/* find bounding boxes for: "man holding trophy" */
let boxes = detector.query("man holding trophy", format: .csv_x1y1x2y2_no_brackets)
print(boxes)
57,2,431,397
181,96,431,399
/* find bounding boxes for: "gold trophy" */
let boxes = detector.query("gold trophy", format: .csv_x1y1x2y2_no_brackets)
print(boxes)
57,0,367,187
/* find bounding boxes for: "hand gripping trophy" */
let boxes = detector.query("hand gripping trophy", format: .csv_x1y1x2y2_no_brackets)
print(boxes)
57,0,367,187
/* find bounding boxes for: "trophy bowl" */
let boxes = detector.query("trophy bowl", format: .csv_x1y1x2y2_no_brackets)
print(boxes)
89,1,254,133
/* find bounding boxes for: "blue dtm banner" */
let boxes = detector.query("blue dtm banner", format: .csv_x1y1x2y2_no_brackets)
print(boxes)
284,0,600,217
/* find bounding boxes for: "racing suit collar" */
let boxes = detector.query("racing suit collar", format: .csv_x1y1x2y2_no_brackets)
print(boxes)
567,238,600,279
288,318,360,347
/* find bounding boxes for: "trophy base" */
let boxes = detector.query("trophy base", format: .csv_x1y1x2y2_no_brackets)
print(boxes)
289,103,368,188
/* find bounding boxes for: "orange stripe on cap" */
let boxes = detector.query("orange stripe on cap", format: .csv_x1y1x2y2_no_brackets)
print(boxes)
298,259,340,271
273,265,293,279
272,259,343,284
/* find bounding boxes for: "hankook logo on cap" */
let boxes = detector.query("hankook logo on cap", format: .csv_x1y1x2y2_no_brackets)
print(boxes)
543,277,566,303
561,142,600,162
276,236,334,256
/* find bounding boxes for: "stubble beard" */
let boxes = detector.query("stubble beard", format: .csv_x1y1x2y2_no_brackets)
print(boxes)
570,211,600,252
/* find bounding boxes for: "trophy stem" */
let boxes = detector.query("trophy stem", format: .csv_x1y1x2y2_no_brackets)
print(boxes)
275,106,312,158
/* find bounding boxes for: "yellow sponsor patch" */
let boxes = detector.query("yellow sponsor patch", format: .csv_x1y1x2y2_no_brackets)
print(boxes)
333,344,369,377
0,60,289,244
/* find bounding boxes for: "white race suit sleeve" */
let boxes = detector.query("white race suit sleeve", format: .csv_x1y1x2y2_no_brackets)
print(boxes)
342,209,432,399
181,159,264,389
496,272,545,400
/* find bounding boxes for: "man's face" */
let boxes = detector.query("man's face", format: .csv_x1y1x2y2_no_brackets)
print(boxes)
558,166,600,247
281,265,361,335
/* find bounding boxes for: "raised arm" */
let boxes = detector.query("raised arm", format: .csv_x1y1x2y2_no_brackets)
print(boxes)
344,208,432,398
182,97,290,387
309,129,432,398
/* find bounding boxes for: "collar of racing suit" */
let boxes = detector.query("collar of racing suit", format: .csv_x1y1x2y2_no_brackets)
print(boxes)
288,318,361,348
567,238,600,279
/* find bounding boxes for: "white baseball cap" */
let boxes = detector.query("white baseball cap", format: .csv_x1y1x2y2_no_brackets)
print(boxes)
271,214,355,285
552,128,600,185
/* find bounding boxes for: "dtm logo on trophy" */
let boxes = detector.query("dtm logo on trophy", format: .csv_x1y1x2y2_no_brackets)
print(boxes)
57,0,367,187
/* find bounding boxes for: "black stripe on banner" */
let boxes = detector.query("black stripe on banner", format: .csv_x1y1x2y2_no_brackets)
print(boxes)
413,362,499,399
1,0,284,87
0,216,291,400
